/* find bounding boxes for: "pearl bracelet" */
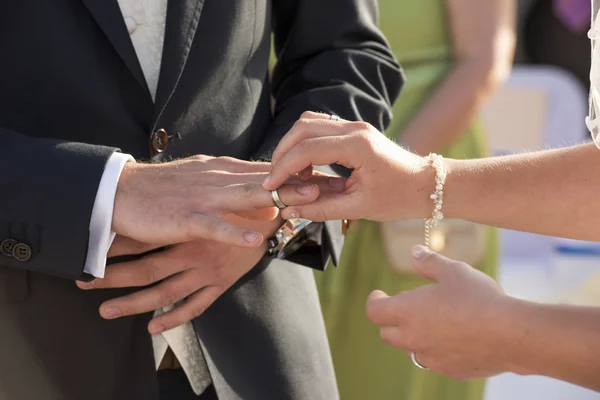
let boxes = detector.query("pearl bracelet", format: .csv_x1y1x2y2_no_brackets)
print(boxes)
424,153,446,248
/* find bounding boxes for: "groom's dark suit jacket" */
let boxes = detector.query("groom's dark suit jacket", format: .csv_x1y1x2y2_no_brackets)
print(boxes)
0,1,402,399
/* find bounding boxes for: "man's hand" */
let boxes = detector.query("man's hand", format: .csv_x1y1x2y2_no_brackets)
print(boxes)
79,215,283,333
112,155,320,248
365,245,514,380
106,234,159,258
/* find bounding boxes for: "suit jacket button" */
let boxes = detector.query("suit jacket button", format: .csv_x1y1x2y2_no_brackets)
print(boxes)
151,129,169,154
12,243,32,262
0,239,18,257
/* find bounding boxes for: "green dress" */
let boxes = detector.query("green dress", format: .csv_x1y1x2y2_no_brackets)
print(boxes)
314,0,498,399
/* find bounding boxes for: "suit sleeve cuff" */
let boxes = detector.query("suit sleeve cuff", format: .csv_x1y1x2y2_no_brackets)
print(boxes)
83,153,135,278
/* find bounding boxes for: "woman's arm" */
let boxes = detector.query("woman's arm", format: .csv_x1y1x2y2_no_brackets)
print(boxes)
443,142,600,240
264,114,600,242
507,300,600,390
399,0,516,154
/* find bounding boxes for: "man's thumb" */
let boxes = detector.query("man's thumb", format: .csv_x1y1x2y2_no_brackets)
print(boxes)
410,245,452,282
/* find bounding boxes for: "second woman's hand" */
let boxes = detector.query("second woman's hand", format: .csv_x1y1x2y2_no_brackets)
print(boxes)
366,245,516,380
263,111,433,222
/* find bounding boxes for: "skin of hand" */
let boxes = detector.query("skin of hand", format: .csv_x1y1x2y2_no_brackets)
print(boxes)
78,213,284,334
263,111,432,222
77,155,343,332
265,113,600,389
365,245,514,381
366,245,600,391
266,113,600,242
112,154,323,249
399,0,515,155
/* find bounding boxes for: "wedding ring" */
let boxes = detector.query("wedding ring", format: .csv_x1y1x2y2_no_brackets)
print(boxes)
410,352,429,370
330,114,340,121
270,189,287,209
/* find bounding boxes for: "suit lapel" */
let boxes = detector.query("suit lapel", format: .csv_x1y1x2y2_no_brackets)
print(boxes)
80,0,151,97
153,0,205,121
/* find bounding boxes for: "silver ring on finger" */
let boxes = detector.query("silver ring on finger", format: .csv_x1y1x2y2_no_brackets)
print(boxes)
330,114,340,121
411,352,429,370
270,189,287,209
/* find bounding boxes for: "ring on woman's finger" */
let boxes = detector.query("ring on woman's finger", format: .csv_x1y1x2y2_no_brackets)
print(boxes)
330,114,340,121
410,352,429,370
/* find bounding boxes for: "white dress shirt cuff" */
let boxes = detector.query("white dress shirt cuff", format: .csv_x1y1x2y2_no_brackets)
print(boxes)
83,152,135,278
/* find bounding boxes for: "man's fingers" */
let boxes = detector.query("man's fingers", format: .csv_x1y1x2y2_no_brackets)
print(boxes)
98,269,200,320
221,182,321,213
194,171,269,186
366,289,409,326
264,135,362,190
214,158,270,174
77,252,176,290
187,156,272,174
270,183,320,207
289,174,345,194
186,214,263,247
234,207,280,221
278,192,357,221
148,286,224,334
107,235,160,258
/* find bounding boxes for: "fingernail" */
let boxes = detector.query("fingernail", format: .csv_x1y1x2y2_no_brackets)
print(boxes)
149,324,165,335
296,184,314,196
289,210,300,218
329,178,345,190
412,245,429,260
262,176,272,188
101,306,121,319
243,231,260,244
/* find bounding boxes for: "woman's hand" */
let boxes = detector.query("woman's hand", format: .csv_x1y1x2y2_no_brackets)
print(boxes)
366,245,600,391
366,245,516,380
263,112,432,222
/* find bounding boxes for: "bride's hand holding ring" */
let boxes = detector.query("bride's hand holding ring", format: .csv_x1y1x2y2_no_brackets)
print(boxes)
263,111,431,222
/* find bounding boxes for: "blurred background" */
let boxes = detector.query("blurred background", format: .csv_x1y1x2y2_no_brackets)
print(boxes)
312,0,600,399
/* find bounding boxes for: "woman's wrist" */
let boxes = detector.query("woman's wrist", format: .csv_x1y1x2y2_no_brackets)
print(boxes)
411,156,470,220
408,155,438,219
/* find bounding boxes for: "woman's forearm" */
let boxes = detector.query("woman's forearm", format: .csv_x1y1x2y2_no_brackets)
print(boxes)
502,299,600,390
439,143,600,240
